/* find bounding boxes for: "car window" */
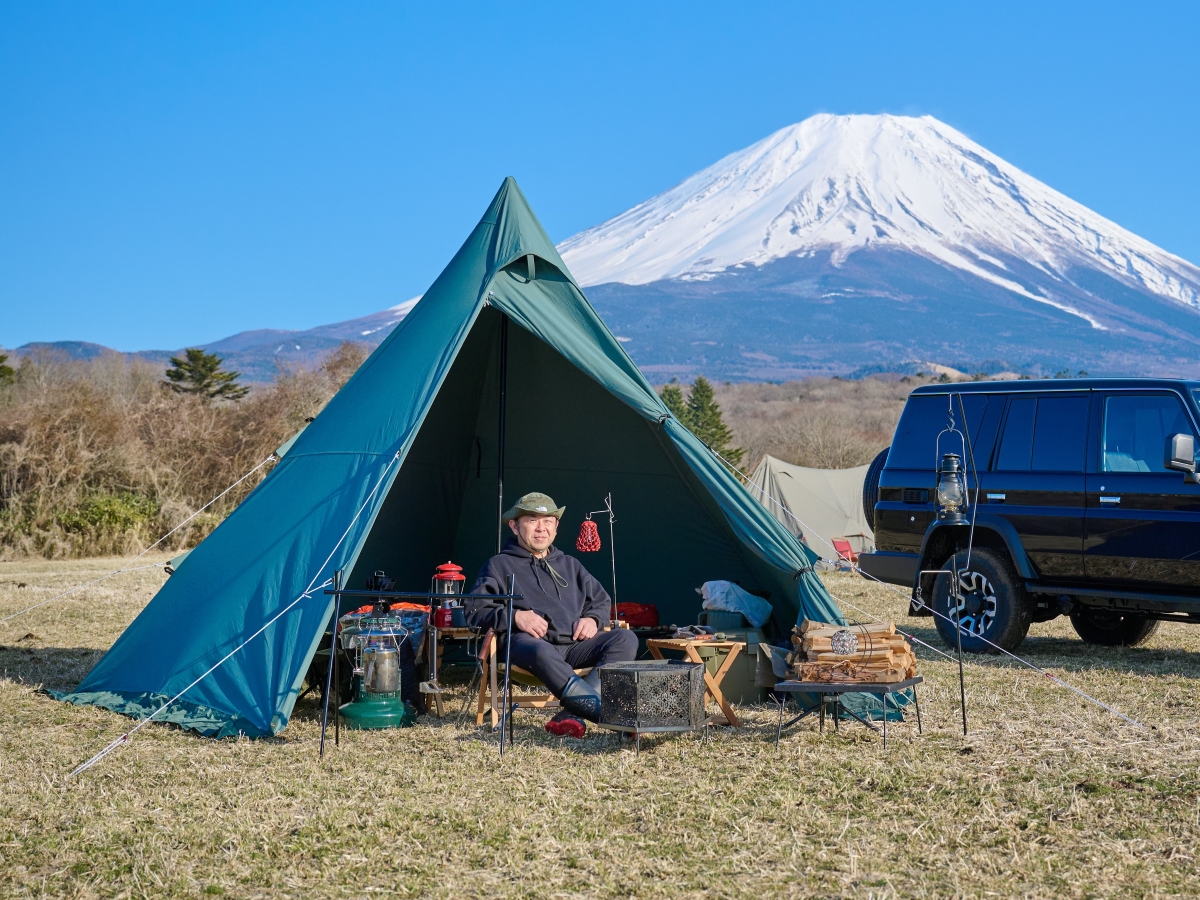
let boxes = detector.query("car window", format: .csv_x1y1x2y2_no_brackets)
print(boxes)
996,397,1036,470
888,393,988,470
1102,393,1194,473
1031,395,1089,472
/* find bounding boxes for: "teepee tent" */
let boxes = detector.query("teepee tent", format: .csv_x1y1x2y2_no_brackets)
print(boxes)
747,456,874,555
58,179,839,738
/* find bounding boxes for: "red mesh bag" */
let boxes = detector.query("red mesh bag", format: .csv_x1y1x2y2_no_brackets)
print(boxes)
576,519,601,552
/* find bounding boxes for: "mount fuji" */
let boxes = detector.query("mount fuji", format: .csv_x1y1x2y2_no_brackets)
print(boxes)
19,114,1200,381
560,113,1200,379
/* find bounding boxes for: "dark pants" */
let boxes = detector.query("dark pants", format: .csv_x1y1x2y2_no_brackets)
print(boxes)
501,628,638,697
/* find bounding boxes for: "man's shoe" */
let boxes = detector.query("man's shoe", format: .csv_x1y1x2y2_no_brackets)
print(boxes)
545,710,586,739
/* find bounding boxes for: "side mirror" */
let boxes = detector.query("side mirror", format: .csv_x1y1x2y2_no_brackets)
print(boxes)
1166,433,1196,474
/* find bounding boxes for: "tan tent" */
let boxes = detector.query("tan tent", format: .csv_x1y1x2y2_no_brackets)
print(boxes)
746,455,874,555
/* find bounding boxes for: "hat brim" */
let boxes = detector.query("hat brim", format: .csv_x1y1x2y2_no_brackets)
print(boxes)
502,504,566,524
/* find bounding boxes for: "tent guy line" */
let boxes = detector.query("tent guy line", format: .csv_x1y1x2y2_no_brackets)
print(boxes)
0,453,278,628
713,445,1146,730
67,450,401,777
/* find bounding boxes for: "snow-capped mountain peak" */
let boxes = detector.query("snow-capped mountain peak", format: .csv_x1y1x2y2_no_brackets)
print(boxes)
558,114,1200,330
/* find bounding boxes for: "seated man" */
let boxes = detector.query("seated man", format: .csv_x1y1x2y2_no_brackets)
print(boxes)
466,491,638,738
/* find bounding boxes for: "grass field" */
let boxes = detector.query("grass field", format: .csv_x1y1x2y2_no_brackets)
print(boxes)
2,557,1199,898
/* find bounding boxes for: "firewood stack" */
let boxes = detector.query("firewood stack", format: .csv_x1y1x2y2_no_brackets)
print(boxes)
785,620,918,683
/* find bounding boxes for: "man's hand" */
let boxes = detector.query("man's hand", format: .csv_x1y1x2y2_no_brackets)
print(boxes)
514,609,549,639
572,617,599,641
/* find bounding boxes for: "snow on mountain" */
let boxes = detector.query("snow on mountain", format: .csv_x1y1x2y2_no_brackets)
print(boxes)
559,114,1200,332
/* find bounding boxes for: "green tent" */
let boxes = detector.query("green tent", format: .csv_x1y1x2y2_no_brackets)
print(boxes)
57,178,838,738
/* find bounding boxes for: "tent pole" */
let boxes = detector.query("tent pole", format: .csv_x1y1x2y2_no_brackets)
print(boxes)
320,568,342,756
497,314,508,554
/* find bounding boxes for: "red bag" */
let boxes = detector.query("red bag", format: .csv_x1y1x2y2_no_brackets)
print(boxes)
616,602,659,628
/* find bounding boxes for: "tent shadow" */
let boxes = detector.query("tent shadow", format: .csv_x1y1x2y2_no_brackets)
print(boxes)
0,644,105,692
898,622,1200,679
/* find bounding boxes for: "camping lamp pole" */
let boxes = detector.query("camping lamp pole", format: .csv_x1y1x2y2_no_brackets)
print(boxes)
605,494,617,627
320,569,343,757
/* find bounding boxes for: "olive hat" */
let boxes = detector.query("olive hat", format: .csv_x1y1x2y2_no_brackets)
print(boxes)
502,491,565,524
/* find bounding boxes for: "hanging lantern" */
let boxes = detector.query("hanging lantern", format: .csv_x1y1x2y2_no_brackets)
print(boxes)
576,517,602,552
936,453,968,525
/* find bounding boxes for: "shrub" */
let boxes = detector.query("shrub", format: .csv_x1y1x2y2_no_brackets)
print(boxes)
0,343,367,559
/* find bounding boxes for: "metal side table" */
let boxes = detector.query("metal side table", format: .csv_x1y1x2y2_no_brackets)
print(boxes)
773,676,922,749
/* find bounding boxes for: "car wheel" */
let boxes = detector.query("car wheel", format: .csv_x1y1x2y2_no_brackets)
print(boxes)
1068,609,1160,647
861,446,889,529
931,548,1031,653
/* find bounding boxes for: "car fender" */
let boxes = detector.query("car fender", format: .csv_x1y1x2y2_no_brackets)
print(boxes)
915,515,1035,580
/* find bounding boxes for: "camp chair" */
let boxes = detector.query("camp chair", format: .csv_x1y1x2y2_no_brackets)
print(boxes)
475,630,593,728
832,538,858,569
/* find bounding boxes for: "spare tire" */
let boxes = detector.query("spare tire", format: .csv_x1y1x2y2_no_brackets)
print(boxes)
862,446,890,530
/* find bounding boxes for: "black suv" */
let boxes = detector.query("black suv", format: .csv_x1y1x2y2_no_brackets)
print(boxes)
858,379,1200,652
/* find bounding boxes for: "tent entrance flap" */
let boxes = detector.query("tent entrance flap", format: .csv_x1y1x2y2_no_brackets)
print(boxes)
347,308,772,629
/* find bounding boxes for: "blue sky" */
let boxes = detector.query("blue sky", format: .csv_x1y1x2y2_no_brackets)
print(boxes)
2,2,1198,351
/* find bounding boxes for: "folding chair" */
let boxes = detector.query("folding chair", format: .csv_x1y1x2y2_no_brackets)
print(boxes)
832,538,858,570
475,630,592,728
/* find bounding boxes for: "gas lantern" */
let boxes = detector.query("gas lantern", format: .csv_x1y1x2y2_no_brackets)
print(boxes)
936,453,968,525
431,561,466,628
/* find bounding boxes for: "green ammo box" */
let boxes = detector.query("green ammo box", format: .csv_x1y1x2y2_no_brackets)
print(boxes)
695,627,767,705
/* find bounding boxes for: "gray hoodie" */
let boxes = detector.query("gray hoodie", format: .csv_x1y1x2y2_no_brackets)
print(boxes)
466,540,612,644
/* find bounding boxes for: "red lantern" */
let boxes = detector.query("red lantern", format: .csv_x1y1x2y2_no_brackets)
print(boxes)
576,518,601,552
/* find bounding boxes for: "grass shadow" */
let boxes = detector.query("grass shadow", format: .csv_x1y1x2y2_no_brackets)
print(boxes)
0,644,104,692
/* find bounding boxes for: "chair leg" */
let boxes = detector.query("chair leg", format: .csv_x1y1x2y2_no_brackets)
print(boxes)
488,634,499,730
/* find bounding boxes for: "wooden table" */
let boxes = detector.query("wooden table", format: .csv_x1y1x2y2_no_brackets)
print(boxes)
772,676,923,749
645,638,744,727
425,625,480,716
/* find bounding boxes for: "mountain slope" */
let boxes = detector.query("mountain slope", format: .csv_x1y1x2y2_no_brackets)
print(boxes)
560,114,1200,378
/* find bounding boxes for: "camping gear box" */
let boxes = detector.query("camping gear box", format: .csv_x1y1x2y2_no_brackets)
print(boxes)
693,626,767,705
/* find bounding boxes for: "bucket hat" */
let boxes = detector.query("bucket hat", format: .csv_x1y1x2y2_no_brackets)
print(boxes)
502,491,565,524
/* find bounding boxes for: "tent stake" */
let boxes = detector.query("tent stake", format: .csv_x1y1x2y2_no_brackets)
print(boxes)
320,569,343,757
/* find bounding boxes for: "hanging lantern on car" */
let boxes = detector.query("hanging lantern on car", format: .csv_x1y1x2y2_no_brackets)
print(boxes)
936,453,968,525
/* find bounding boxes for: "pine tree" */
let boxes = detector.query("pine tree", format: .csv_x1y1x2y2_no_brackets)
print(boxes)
659,376,744,469
164,348,250,401
659,380,687,421
0,353,14,387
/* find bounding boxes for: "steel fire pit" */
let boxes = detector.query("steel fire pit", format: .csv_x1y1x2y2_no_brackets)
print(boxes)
598,660,706,733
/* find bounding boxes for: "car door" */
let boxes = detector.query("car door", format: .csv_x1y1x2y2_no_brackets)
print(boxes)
983,392,1089,580
1084,391,1200,589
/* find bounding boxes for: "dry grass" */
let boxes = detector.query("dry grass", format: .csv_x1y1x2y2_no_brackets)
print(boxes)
713,378,923,470
3,558,1200,898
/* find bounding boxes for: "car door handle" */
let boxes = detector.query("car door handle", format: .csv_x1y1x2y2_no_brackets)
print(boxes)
1099,496,1121,505
986,493,1005,503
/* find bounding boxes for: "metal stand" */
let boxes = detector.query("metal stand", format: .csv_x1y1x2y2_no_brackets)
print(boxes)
951,567,969,737
773,678,923,750
500,573,516,757
583,494,618,626
319,569,343,757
